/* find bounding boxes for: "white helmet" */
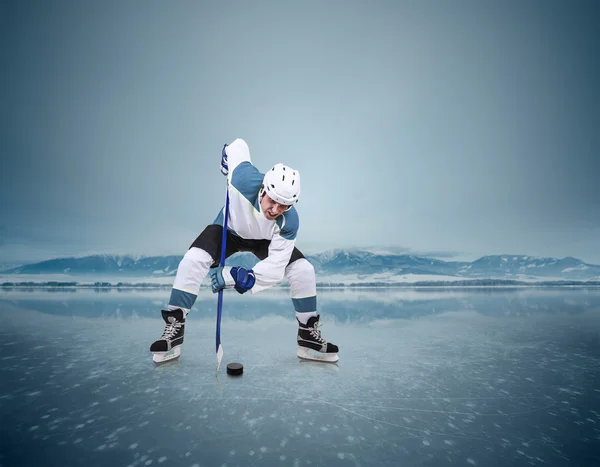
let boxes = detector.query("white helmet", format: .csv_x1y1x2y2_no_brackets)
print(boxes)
261,163,301,205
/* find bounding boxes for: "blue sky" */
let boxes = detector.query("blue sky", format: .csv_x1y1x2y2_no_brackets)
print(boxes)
1,0,599,264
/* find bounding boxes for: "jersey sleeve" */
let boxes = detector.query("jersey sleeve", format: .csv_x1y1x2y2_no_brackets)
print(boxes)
225,138,252,177
251,233,296,293
250,208,300,292
277,206,299,240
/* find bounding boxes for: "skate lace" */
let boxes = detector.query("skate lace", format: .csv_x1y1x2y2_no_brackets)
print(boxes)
161,318,181,340
310,322,325,343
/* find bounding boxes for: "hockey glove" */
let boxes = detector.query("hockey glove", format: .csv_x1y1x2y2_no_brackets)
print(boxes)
221,144,229,176
210,266,255,294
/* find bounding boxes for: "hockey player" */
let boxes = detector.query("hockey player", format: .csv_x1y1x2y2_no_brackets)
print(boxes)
150,138,339,364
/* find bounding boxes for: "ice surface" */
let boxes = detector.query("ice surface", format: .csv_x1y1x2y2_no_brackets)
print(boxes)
1,287,599,466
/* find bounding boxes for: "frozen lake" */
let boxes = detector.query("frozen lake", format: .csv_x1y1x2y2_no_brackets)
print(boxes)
1,287,599,467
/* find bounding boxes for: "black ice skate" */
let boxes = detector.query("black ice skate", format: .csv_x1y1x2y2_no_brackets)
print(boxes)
150,309,186,363
297,315,339,363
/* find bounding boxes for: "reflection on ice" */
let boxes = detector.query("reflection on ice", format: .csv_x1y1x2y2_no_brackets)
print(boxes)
0,288,599,466
1,286,599,321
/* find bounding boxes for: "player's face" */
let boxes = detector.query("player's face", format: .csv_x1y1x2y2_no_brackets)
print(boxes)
260,193,290,220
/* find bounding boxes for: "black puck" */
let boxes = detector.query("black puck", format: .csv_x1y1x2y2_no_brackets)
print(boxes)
226,362,244,376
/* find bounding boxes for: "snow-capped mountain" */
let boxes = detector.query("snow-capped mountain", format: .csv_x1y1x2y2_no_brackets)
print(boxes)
0,263,22,273
307,250,466,276
5,254,182,276
3,250,600,282
462,255,600,280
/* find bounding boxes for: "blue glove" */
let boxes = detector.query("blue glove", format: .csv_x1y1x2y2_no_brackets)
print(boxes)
210,266,255,294
221,144,229,176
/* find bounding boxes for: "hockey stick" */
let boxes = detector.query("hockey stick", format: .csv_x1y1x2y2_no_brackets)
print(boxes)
216,180,230,373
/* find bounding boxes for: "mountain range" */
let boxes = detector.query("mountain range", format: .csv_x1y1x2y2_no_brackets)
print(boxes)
2,249,600,282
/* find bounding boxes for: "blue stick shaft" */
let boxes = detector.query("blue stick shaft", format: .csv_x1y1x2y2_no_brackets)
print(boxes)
216,185,230,353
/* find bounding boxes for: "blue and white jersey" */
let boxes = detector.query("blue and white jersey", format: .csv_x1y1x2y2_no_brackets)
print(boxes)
213,138,299,293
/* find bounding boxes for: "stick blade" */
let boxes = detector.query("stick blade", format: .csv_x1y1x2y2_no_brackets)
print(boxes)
216,344,224,372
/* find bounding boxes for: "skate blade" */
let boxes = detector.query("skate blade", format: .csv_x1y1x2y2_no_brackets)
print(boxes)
152,347,181,364
297,346,339,363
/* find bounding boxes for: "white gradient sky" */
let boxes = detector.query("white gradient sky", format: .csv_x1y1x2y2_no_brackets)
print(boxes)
1,0,599,264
